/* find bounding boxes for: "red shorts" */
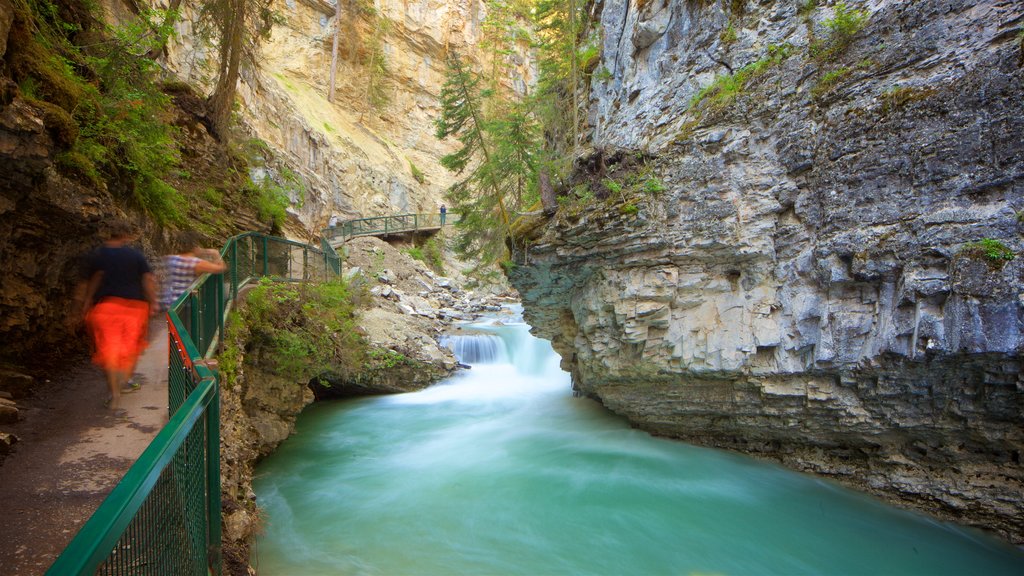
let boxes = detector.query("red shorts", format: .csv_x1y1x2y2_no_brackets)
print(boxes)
86,298,150,372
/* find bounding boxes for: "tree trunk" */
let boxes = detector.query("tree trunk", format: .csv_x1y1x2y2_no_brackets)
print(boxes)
209,0,247,139
539,166,557,216
328,0,341,102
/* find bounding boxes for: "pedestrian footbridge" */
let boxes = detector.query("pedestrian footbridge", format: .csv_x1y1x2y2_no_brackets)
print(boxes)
325,212,449,248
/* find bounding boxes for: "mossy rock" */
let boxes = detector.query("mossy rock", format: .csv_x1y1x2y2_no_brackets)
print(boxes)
30,98,78,149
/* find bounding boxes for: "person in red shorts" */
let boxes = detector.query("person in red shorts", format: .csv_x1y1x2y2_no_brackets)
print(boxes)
71,221,158,410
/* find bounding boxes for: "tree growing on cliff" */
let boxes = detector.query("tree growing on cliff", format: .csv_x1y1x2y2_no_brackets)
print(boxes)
435,52,540,263
200,0,278,138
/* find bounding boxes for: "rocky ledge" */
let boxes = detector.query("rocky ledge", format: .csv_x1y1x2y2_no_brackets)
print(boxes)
509,0,1023,544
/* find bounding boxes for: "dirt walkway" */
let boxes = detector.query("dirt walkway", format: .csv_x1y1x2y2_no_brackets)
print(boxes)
0,322,170,576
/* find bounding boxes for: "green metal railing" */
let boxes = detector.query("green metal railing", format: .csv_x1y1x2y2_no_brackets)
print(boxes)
324,212,450,245
48,232,339,576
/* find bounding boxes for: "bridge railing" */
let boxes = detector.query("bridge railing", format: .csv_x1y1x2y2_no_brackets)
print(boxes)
324,212,449,245
47,232,338,576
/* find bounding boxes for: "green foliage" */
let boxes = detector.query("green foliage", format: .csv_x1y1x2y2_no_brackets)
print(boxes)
225,278,368,384
720,22,738,45
812,66,852,97
364,11,392,111
880,85,937,114
436,53,540,263
690,43,793,113
248,176,290,229
13,3,185,223
409,160,426,184
642,177,667,194
961,238,1016,267
593,67,613,82
367,349,410,370
619,203,639,216
797,0,817,17
404,245,425,261
422,237,445,274
810,2,869,61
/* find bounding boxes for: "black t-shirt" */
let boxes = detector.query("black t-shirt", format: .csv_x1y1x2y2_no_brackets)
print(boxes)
83,245,152,303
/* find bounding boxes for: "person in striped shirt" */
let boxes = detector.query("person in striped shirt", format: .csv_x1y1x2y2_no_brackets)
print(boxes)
160,230,227,311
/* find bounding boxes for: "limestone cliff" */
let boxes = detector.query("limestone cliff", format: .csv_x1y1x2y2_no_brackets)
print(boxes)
510,0,1024,543
156,0,532,231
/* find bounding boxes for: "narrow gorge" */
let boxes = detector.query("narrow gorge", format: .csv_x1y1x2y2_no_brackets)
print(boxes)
510,0,1024,543
1,0,1023,570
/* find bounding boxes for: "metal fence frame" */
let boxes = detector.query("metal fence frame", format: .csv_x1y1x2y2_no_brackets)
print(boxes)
48,232,338,576
324,212,448,245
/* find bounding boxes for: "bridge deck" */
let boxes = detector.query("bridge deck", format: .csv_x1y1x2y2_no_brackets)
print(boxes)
326,212,448,247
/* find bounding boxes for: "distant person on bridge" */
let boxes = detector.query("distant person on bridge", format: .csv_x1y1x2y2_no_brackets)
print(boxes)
440,205,447,226
160,230,227,311
71,221,158,410
328,214,339,229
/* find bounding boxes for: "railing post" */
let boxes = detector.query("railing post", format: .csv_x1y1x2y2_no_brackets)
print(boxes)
205,375,222,576
414,213,418,232
217,272,225,354
261,235,269,277
231,241,238,300
190,290,201,359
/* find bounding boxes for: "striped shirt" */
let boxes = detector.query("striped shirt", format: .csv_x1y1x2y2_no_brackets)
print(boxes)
160,255,201,310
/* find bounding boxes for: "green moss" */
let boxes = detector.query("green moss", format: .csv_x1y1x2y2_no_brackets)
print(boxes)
720,22,738,45
690,43,793,113
223,278,368,386
811,66,852,98
30,98,78,148
960,238,1016,268
55,149,101,186
880,85,937,114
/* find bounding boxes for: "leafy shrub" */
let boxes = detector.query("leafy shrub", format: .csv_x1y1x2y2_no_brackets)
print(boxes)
225,278,367,385
960,238,1016,267
13,3,185,222
642,177,667,194
720,22,738,45
810,2,869,61
249,177,290,230
410,160,426,184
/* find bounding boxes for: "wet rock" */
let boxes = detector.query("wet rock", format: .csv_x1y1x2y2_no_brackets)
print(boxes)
512,0,1024,545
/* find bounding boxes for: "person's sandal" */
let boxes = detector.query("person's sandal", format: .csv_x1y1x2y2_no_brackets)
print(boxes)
122,381,141,393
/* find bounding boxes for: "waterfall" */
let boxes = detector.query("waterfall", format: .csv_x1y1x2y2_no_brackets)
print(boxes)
440,333,508,364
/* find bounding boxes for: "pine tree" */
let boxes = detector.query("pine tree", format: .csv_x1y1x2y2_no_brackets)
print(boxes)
201,0,277,138
436,52,541,262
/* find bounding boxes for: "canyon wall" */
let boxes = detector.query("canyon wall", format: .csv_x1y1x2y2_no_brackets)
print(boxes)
157,0,532,233
510,0,1024,542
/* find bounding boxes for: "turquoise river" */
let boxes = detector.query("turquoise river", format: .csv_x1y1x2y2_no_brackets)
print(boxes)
254,308,1024,575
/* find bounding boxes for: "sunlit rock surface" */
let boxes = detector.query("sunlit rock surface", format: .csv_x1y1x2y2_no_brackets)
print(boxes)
511,0,1024,543
154,0,531,231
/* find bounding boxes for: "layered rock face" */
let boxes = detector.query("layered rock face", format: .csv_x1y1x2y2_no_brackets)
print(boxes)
157,0,531,231
510,0,1024,542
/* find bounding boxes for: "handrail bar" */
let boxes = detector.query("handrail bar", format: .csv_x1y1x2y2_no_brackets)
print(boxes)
45,370,217,575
